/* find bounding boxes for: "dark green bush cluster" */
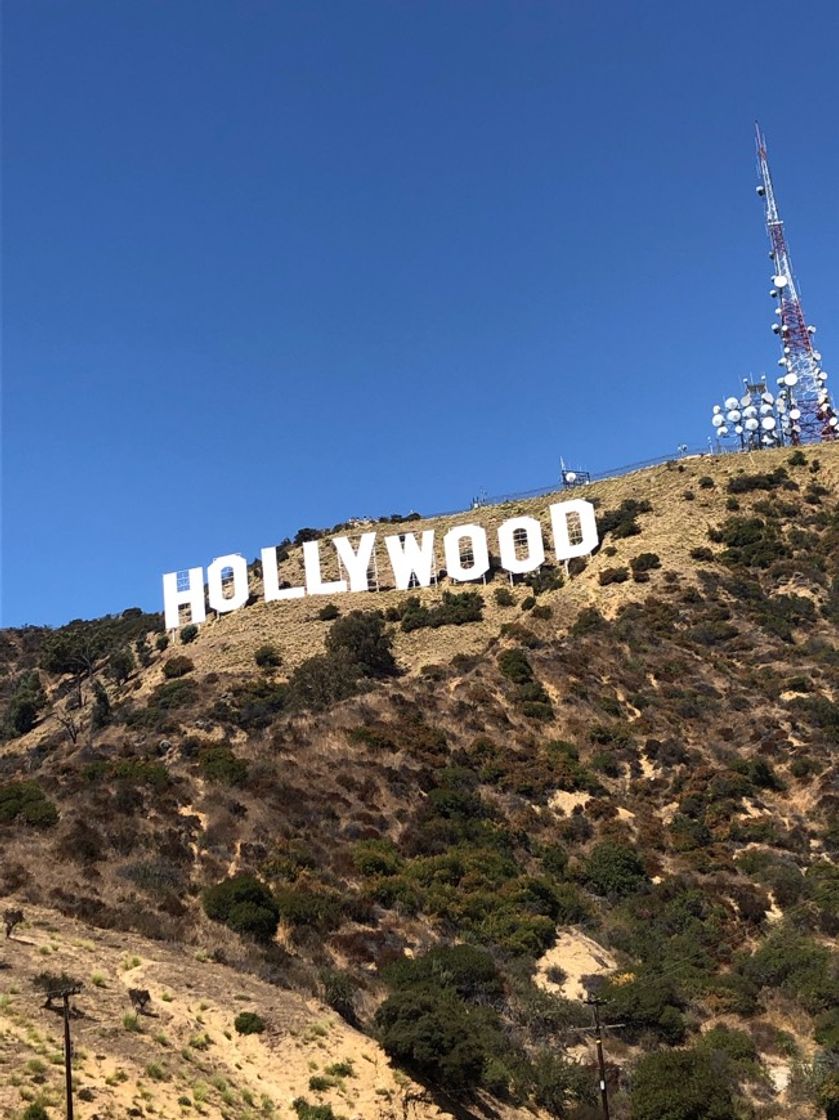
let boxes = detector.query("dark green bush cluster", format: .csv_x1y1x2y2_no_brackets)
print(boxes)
317,603,340,622
497,649,553,720
202,874,280,941
630,552,661,581
598,566,629,586
0,780,58,828
727,467,793,494
180,623,199,644
162,655,194,679
84,758,171,790
254,643,281,668
737,927,839,1014
39,610,162,676
2,671,46,738
397,591,483,632
596,498,653,541
523,566,564,596
708,516,789,569
582,840,648,898
199,745,248,786
494,586,515,607
234,1011,265,1034
629,1045,739,1120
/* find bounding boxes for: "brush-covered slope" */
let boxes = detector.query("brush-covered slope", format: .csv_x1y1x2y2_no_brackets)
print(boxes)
2,443,839,1120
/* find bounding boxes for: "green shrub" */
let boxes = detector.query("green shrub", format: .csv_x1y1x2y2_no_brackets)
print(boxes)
583,841,648,897
155,634,170,652
599,566,629,586
690,547,715,562
3,671,47,737
0,781,58,828
22,1104,50,1120
108,647,135,685
317,604,340,622
629,1047,735,1120
498,648,533,684
200,746,248,786
698,476,715,489
292,1098,338,1120
400,591,484,632
233,1011,265,1035
180,624,199,644
163,656,194,679
727,467,792,494
788,449,807,466
494,586,515,607
325,611,396,677
531,604,552,620
320,968,358,1022
630,552,661,576
254,643,281,668
597,499,652,541
202,875,279,942
521,595,536,611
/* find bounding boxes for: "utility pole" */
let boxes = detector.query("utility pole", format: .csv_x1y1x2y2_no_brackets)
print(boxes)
62,990,75,1120
41,980,82,1120
583,997,624,1120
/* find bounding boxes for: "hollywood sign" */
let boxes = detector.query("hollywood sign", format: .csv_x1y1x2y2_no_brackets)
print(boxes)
162,499,598,631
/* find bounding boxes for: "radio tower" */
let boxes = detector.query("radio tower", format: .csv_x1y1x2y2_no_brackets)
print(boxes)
755,123,836,442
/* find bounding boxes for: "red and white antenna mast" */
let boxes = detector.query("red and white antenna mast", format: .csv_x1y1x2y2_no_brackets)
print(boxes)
755,123,836,442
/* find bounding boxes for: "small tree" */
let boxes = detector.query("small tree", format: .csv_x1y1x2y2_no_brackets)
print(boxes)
254,643,281,669
108,647,135,685
180,624,199,645
4,908,24,938
90,681,111,730
325,612,396,678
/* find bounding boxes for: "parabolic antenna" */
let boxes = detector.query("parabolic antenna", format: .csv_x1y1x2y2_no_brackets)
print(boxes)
743,405,758,419
761,416,776,430
724,396,739,409
745,417,760,431
762,391,774,404
734,425,744,434
790,408,801,420
814,351,822,361
759,403,773,415
830,417,839,428
565,472,577,483
718,426,728,436
740,394,751,406
713,404,722,413
712,414,725,427
773,275,789,288
818,371,828,381
784,372,798,386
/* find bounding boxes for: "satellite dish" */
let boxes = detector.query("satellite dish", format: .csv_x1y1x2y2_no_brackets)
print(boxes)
784,372,798,386
712,414,725,427
726,409,741,422
762,391,774,403
712,404,722,413
761,415,776,430
735,424,743,434
771,324,780,333
760,403,773,416
773,275,788,288
740,394,751,406
724,396,739,409
743,405,758,419
776,400,787,411
813,351,822,361
756,185,765,195
778,358,787,366
818,371,828,381
718,426,729,436
789,408,801,420
745,417,760,431
565,471,577,483
830,417,838,428
770,289,778,298
807,325,816,333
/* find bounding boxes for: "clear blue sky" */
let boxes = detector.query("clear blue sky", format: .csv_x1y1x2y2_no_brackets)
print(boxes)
3,1,838,627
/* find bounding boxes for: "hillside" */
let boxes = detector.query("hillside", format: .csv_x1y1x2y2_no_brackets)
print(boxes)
2,443,839,1120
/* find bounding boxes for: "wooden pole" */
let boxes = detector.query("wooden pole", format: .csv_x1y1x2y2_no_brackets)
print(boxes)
62,992,74,1120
